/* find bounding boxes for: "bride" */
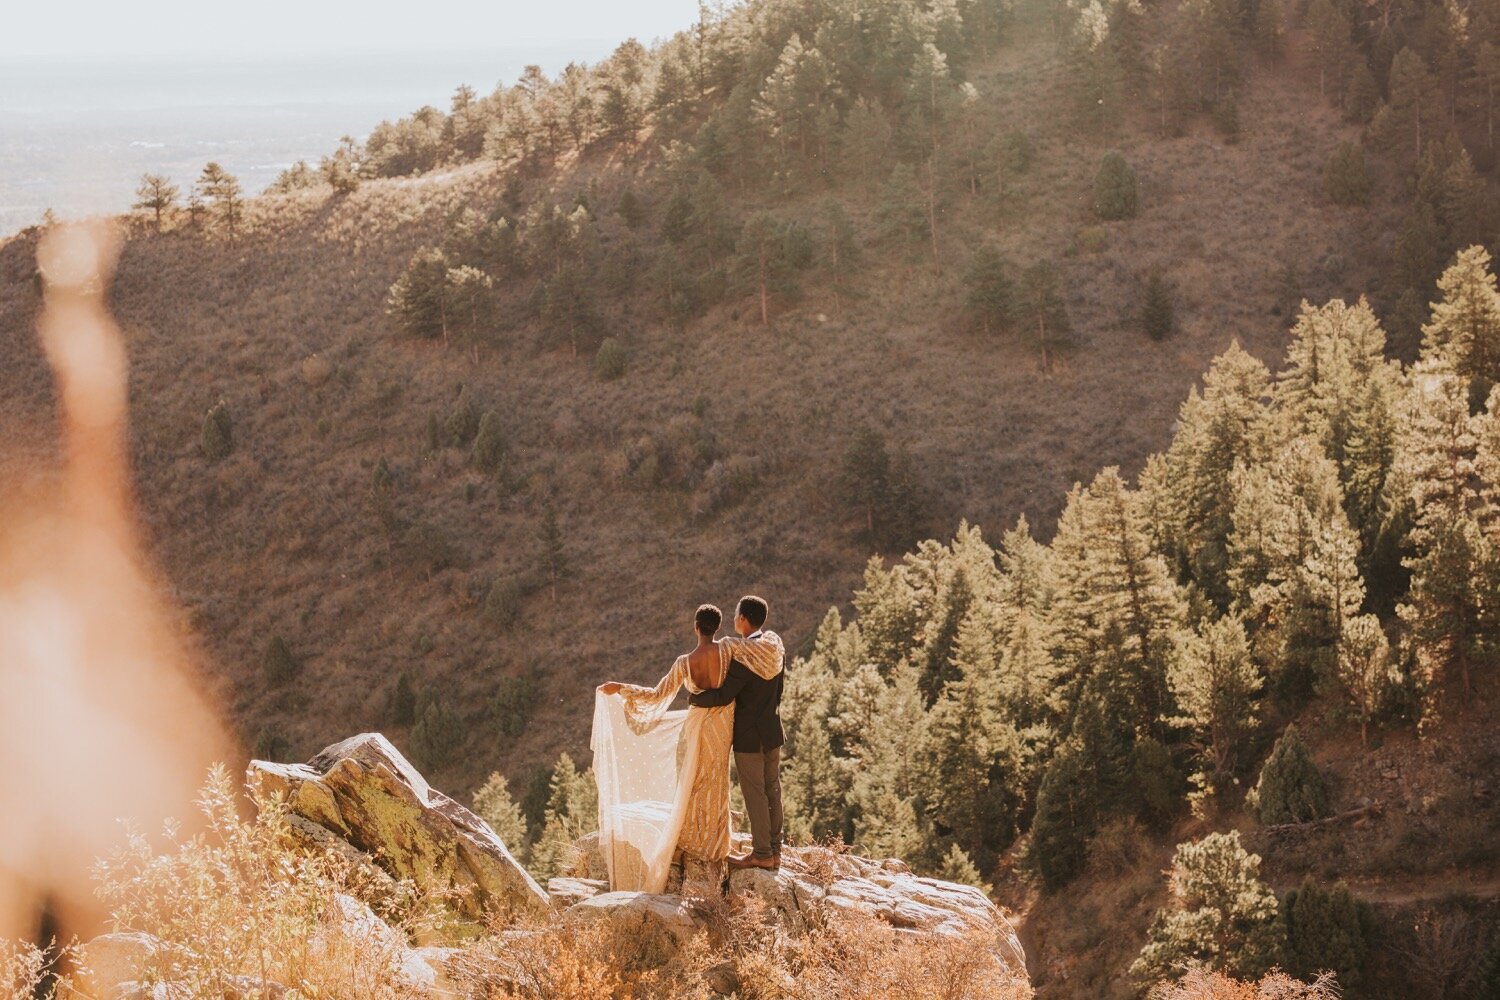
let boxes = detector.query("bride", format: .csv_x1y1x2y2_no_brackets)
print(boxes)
592,603,780,894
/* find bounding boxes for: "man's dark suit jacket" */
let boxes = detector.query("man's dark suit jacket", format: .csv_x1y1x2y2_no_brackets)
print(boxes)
688,636,784,753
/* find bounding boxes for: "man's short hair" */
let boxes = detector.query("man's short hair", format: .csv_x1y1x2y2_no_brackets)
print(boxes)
695,604,722,636
737,595,768,630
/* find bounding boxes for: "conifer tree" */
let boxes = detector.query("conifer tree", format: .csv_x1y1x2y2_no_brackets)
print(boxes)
1131,831,1285,984
133,173,179,232
539,503,567,602
530,753,599,878
1017,260,1071,372
1395,363,1487,701
445,265,493,362
1049,467,1188,728
1304,0,1353,99
387,247,451,342
1093,151,1139,220
262,635,299,687
939,843,991,892
1324,141,1371,206
919,567,976,701
196,162,243,236
925,634,1025,866
1142,270,1174,340
409,686,465,772
1282,877,1367,988
201,399,233,461
473,409,508,475
852,557,922,670
1247,724,1327,823
1169,615,1261,781
1158,342,1272,603
964,244,1014,336
389,671,417,726
473,771,531,860
877,162,930,256
995,516,1062,733
445,386,480,446
1338,613,1397,746
1375,48,1441,163
1421,246,1500,385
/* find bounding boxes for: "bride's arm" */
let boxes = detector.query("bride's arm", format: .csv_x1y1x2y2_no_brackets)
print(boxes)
613,657,689,728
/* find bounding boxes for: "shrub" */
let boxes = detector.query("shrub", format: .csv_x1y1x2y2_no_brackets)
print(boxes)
389,671,418,726
473,409,508,474
1213,96,1241,143
494,671,538,739
1325,141,1372,207
1131,831,1285,985
483,576,527,631
1282,877,1367,988
1148,968,1340,999
392,520,460,578
1142,271,1175,341
1093,151,1139,220
595,337,629,380
262,635,299,686
1248,724,1328,824
408,686,465,771
253,725,293,762
445,386,480,446
201,399,233,460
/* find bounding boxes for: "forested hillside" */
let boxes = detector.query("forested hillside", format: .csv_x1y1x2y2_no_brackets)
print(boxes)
5,0,1500,991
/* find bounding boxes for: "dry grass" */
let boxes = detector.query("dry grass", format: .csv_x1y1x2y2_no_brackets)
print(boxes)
1147,968,1341,1000
86,766,437,999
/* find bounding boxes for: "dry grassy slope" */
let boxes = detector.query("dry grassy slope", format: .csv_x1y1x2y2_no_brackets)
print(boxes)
0,14,1380,798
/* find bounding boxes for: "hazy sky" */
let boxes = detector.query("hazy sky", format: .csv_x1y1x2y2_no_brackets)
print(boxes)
3,0,703,58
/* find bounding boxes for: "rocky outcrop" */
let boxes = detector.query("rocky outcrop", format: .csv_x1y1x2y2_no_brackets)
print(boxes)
554,842,1027,979
248,733,548,918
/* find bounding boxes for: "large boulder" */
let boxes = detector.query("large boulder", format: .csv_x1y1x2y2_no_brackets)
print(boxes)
565,892,710,953
735,847,1026,973
248,733,547,918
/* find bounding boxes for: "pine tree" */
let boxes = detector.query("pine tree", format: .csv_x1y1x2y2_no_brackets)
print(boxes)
1142,270,1174,340
1131,831,1285,984
1376,48,1441,164
1050,467,1190,729
1169,615,1261,781
1324,141,1371,206
939,843,992,892
852,557,922,670
1093,151,1139,220
842,427,891,540
387,247,451,342
1338,614,1397,746
877,162,930,256
133,173,179,232
473,771,531,860
964,244,1014,336
925,634,1025,866
262,635,299,687
408,686,466,772
1305,0,1353,99
201,399,233,461
1247,724,1327,824
530,753,599,878
445,386,480,446
540,503,567,602
196,162,243,236
919,567,976,702
1158,342,1272,604
1421,245,1500,385
1395,363,1487,702
445,265,493,362
1282,877,1367,988
389,671,418,726
1017,260,1071,372
473,409,508,475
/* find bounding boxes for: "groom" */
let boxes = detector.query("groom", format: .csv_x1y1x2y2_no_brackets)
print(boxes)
689,595,786,871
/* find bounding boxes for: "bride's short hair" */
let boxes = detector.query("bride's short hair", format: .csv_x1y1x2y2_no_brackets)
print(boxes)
695,604,722,635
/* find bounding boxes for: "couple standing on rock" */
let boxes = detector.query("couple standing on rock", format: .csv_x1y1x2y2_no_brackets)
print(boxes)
594,596,786,894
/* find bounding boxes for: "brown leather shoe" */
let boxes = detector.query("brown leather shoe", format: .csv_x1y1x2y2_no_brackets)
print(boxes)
728,853,780,871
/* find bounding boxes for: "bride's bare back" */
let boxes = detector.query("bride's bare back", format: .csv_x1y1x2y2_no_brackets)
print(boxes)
685,641,725,691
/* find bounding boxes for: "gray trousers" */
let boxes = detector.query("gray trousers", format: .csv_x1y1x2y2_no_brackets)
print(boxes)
735,748,783,857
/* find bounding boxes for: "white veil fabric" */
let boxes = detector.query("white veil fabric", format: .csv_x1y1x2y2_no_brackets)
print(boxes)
590,678,706,893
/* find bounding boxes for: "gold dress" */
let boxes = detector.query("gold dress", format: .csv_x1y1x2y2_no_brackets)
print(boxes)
619,653,734,862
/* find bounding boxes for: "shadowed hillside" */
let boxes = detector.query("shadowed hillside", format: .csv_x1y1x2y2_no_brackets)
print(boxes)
0,0,1391,800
